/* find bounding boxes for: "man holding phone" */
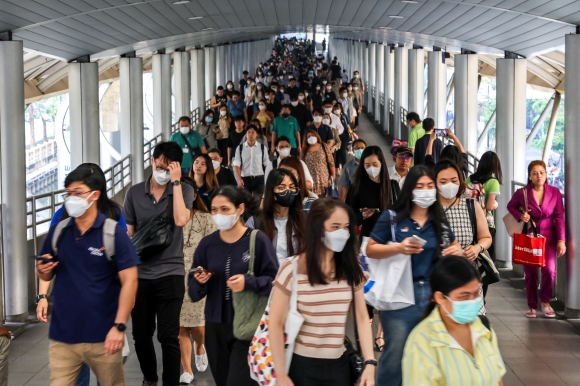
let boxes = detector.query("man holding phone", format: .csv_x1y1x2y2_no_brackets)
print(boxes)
413,118,442,166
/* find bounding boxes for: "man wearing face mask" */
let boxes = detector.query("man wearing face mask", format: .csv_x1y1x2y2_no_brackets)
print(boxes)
286,78,300,96
266,90,282,117
239,70,249,94
208,148,237,187
289,95,312,133
414,118,442,166
353,71,365,95
339,139,366,201
123,142,195,386
210,86,228,116
303,109,334,145
226,91,247,121
389,146,413,189
169,116,207,176
263,136,314,189
272,105,301,156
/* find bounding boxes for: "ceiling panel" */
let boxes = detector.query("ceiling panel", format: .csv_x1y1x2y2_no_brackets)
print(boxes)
494,0,527,10
544,1,580,21
8,1,65,20
349,0,381,27
71,14,140,45
337,0,363,26
244,0,267,26
361,0,397,28
147,2,192,34
58,18,129,47
301,0,317,25
287,0,302,25
408,3,457,33
120,5,175,37
258,0,279,26
484,19,550,47
60,0,96,12
104,8,162,39
433,6,483,37
445,9,503,40
422,5,474,36
314,0,333,25
326,0,348,26
508,26,570,54
32,0,82,16
394,1,442,31
273,0,291,25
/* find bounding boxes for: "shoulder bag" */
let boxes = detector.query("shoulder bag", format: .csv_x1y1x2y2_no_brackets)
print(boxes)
502,188,533,237
322,144,339,198
233,230,270,341
131,195,174,261
466,199,500,285
344,285,364,385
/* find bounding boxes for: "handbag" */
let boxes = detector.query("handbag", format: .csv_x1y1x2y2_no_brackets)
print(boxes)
322,144,339,197
248,257,305,385
364,210,415,311
466,199,500,285
233,230,270,341
344,286,363,385
502,188,529,237
131,196,174,261
512,221,546,267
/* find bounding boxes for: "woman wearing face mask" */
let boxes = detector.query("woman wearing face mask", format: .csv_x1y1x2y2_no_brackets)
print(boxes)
303,109,334,146
332,102,351,170
246,169,305,264
301,130,335,197
347,83,359,128
366,166,462,386
402,256,506,385
178,178,216,385
352,83,363,123
302,89,313,111
269,198,376,386
249,118,270,146
254,82,266,114
190,154,220,209
251,99,274,138
312,84,324,111
188,186,278,386
434,161,492,314
225,81,235,99
279,156,318,212
194,109,220,150
217,104,232,157
244,80,257,113
323,112,341,155
323,81,336,101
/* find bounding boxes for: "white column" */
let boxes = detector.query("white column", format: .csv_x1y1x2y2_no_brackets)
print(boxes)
427,51,447,129
375,44,384,123
495,58,527,269
190,49,205,113
408,49,425,116
394,46,408,139
119,57,144,184
454,54,479,155
0,40,27,321
368,43,376,116
173,51,191,119
363,44,369,110
383,45,394,134
205,46,216,103
152,54,172,140
69,62,100,166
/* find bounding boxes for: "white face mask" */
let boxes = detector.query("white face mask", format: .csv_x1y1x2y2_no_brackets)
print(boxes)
354,87,359,91
322,118,330,125
322,80,328,84
212,160,220,170
307,136,318,145
412,188,437,208
64,192,95,218
291,101,299,106
326,86,332,90
324,107,332,114
179,126,190,135
305,92,309,96
280,89,285,93
265,95,270,100
153,169,171,186
316,86,321,90
298,95,304,100
342,93,348,98
227,84,233,90
348,87,352,91
212,212,240,231
354,74,359,78
313,116,323,123
220,110,227,116
259,104,266,110
365,166,381,178
278,147,291,157
333,110,341,115
322,229,350,252
257,85,262,90
438,182,460,200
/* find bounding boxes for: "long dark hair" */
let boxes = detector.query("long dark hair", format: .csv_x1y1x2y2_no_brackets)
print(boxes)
62,163,121,221
433,160,466,198
469,151,503,185
304,198,365,287
260,169,305,256
392,165,447,245
180,176,208,213
279,156,308,202
423,255,480,318
440,146,463,170
352,146,391,210
210,185,261,220
190,153,219,192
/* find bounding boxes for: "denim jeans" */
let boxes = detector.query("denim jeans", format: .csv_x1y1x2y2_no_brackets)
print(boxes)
75,363,102,386
376,280,431,386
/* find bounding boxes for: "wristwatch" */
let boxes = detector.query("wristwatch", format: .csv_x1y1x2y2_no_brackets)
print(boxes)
364,359,378,367
172,180,181,186
36,294,48,304
114,323,127,332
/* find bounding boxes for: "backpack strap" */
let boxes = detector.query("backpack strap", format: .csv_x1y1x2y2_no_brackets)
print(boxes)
181,133,198,157
388,210,397,242
102,218,118,261
51,218,73,257
248,229,259,276
238,142,244,170
390,180,400,207
466,199,479,245
261,143,266,172
478,315,491,332
272,158,278,170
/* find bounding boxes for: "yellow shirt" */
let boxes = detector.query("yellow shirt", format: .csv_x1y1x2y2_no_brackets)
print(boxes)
403,307,506,386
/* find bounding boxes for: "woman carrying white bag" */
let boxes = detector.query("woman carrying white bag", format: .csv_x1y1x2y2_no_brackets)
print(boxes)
268,198,376,386
366,166,462,386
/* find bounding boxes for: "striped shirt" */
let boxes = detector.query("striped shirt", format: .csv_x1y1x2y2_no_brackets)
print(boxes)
274,258,360,359
402,307,506,386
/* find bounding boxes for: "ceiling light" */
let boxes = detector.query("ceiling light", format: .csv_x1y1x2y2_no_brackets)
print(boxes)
401,0,418,3
389,15,404,18
172,1,190,4
189,16,203,20
379,27,392,29
201,27,214,31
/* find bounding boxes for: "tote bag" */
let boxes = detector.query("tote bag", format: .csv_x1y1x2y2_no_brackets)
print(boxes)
363,210,415,311
248,257,304,385
502,188,528,237
512,222,546,268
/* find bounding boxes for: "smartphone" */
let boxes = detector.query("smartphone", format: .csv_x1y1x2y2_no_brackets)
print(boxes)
411,235,427,247
30,255,54,263
359,208,381,213
189,267,213,274
434,129,447,136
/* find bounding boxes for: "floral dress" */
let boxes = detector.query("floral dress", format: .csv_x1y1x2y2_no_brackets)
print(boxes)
180,211,218,327
303,143,334,196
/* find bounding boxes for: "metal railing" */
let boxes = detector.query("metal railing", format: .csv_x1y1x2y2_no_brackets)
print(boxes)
389,99,394,114
143,134,163,169
442,137,480,175
401,106,408,125
103,155,132,198
380,92,385,106
372,86,375,99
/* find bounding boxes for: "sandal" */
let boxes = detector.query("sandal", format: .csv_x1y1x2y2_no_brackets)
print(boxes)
374,337,384,352
542,305,556,318
525,309,537,318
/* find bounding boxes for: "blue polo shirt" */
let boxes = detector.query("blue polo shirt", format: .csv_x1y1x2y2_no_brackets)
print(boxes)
40,212,140,344
50,206,127,231
370,213,455,281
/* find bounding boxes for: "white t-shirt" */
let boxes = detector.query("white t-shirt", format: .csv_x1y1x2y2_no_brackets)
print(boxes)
329,113,344,135
274,216,289,264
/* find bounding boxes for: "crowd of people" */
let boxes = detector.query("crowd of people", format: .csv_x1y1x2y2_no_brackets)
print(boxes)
32,36,567,386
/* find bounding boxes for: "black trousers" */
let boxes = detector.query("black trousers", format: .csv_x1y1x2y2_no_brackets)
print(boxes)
131,275,185,386
205,322,257,386
242,176,265,196
288,352,351,386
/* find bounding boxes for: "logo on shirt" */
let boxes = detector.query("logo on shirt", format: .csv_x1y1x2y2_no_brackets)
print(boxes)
242,250,251,263
88,247,105,257
401,227,409,233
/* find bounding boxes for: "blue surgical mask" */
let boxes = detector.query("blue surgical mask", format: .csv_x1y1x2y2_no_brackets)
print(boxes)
354,149,364,159
205,117,213,123
443,296,482,324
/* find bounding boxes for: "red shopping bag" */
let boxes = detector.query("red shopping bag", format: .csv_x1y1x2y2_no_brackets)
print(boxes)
512,222,546,267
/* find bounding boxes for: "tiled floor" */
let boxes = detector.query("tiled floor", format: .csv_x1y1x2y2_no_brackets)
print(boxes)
9,114,580,385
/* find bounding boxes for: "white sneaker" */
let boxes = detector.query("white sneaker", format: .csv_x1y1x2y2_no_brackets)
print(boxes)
195,345,209,372
179,372,194,385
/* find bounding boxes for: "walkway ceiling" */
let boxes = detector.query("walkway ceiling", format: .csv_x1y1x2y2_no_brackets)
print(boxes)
1,0,575,100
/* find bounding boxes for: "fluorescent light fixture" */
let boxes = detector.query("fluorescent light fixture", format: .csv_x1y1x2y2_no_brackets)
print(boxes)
401,0,418,3
189,16,203,20
173,1,190,4
389,15,404,18
201,27,214,31
378,27,392,29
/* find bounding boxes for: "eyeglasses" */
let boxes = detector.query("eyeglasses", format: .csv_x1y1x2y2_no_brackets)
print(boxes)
62,190,93,199
397,155,413,161
274,187,300,196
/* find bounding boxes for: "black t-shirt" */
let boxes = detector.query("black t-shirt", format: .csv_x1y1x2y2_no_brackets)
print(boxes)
331,64,342,80
346,178,383,237
290,104,313,131
266,100,282,117
239,78,248,92
216,166,238,187
414,133,443,166
227,130,246,159
214,94,228,114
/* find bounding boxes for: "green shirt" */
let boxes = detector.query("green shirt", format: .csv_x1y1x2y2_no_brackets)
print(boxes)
465,177,501,226
272,115,300,148
408,123,425,149
170,131,206,168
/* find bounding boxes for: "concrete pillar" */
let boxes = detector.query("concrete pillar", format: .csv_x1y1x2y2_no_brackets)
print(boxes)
565,34,580,317
205,46,216,103
454,54,479,155
427,51,447,129
227,44,233,83
394,47,408,139
152,54,172,141
0,40,27,321
363,44,369,110
495,58,527,269
173,51,191,120
408,49,425,116
383,45,394,134
215,45,223,88
119,57,144,184
368,43,376,116
69,62,100,167
375,44,384,123
190,49,205,113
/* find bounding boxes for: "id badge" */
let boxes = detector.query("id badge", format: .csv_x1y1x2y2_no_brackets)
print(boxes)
183,148,189,153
